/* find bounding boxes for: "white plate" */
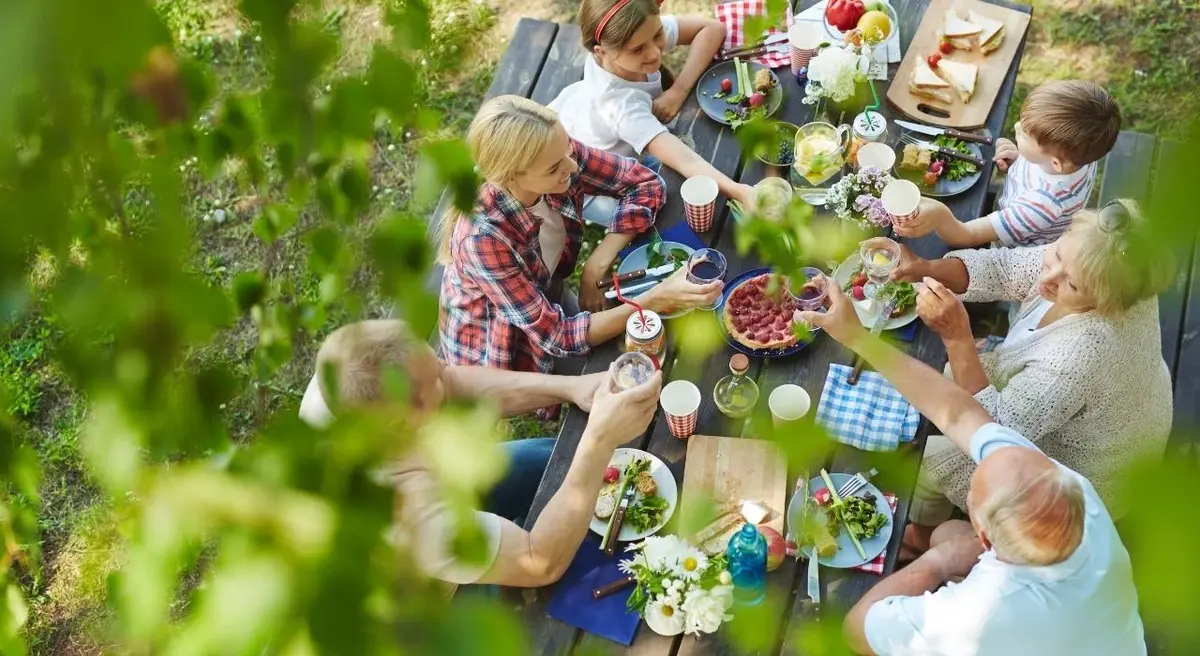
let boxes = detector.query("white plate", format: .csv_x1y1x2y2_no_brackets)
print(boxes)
832,253,918,331
589,448,678,543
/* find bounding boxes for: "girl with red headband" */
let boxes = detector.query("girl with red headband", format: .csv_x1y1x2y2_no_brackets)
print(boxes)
550,0,755,226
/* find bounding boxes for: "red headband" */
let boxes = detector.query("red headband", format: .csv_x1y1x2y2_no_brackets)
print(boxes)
594,0,664,44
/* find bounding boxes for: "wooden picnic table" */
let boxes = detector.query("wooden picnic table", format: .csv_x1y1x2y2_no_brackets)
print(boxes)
490,1,1032,653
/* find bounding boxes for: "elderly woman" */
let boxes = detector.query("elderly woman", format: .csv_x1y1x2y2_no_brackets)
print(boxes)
892,198,1174,551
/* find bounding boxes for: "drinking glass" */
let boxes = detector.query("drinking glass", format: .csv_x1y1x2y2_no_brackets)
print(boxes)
858,237,901,300
686,248,728,310
787,267,828,311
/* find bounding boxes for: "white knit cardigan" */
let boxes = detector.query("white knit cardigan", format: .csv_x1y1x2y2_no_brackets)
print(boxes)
921,245,1174,519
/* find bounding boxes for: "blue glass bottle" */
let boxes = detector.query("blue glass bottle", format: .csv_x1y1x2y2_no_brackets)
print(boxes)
726,523,767,606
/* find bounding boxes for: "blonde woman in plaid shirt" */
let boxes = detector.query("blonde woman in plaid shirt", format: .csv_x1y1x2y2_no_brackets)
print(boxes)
437,96,720,414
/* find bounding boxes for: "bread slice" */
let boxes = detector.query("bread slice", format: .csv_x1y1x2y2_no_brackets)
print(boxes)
910,59,954,104
969,10,1005,54
944,10,982,38
935,58,978,103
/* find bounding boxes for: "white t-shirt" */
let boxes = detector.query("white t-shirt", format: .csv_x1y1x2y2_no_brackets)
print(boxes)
989,156,1097,247
549,15,680,158
864,423,1146,656
531,197,568,271
298,376,503,585
1001,296,1054,349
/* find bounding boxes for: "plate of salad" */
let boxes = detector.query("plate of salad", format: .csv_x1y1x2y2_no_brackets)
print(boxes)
591,448,677,546
895,136,984,198
832,254,919,330
787,471,892,569
696,58,783,130
617,234,694,318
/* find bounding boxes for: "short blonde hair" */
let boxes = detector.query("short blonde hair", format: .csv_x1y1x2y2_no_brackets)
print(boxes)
315,319,412,409
1066,198,1175,316
435,95,560,262
975,466,1086,566
1020,80,1121,166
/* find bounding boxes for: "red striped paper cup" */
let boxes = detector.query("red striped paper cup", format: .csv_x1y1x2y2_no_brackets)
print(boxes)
881,179,922,227
681,176,718,233
660,380,701,439
789,22,823,76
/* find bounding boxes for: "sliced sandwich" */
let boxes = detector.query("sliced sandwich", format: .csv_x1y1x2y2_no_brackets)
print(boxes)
936,58,978,103
943,9,982,50
910,58,953,104
969,10,1005,54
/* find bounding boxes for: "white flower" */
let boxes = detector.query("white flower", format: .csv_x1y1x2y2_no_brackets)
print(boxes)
645,596,685,635
718,570,732,586
641,535,688,572
674,547,709,581
680,587,734,636
662,578,675,590
803,44,870,104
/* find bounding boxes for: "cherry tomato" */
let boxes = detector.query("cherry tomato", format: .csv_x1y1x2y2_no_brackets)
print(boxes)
939,39,954,54
927,52,942,68
923,170,941,186
721,78,733,93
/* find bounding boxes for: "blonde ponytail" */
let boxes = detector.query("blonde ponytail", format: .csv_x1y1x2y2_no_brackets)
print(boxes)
436,95,561,263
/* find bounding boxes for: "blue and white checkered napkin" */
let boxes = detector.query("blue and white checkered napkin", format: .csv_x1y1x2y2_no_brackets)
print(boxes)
816,363,920,452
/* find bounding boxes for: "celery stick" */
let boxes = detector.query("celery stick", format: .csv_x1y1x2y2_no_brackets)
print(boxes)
820,469,868,559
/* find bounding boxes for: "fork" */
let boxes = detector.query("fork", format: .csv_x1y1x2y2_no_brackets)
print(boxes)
836,468,879,499
900,133,987,169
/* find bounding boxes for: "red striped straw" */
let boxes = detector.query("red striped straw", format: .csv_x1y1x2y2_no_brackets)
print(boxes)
612,271,647,327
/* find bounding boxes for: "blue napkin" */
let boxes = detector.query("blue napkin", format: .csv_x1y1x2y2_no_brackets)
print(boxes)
546,536,641,646
890,321,918,343
816,363,920,452
618,222,707,261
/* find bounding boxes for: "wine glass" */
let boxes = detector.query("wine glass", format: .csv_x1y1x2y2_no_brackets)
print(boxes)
858,237,901,301
686,248,728,310
787,267,828,311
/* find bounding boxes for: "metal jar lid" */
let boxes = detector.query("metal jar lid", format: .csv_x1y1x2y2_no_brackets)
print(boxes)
853,111,887,141
626,310,663,341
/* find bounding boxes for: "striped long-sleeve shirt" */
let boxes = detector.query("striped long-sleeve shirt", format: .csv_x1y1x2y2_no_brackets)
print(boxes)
988,156,1097,246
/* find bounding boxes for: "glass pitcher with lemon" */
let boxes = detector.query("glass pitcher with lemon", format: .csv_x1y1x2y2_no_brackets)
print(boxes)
792,121,850,206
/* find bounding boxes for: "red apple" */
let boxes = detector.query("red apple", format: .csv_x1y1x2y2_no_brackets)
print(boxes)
759,526,786,571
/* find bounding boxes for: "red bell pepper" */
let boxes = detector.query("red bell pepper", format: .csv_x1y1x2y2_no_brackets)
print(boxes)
825,0,866,32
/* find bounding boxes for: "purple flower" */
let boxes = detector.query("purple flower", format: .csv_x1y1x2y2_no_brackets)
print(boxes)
853,194,892,227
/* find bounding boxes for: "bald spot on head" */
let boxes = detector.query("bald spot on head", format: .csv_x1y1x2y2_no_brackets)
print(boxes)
969,447,1086,566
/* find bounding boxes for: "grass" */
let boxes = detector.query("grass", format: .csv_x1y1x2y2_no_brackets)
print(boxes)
7,0,1196,652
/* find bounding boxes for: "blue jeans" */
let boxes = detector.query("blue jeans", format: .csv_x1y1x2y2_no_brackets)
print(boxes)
482,438,556,526
581,155,663,226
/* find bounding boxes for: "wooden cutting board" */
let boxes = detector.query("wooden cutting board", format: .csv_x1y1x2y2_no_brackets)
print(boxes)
681,435,787,549
886,0,1031,129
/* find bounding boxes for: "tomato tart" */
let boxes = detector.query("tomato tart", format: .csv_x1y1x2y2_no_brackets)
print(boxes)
722,273,800,350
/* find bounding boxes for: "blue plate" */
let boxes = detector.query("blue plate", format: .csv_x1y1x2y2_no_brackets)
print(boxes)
617,242,695,319
696,60,784,126
894,141,985,198
715,267,816,359
787,473,893,569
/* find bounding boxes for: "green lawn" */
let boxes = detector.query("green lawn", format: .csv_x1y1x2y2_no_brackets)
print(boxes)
6,0,1197,651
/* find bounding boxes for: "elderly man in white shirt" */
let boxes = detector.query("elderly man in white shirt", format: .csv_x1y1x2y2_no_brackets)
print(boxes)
797,284,1146,656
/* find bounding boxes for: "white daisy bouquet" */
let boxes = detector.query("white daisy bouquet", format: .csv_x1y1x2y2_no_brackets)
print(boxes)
620,535,734,636
825,166,895,230
802,43,871,106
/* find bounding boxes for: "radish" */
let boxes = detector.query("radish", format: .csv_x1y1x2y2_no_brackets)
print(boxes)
748,92,766,107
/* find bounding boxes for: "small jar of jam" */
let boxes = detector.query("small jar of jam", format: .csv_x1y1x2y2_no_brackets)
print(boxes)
624,310,665,358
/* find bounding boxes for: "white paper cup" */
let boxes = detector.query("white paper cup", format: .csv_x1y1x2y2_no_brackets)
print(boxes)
789,22,823,76
681,175,719,232
857,142,897,173
881,179,922,226
769,384,811,427
660,380,702,438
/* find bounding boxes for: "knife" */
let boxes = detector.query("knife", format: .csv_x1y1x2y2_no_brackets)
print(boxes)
604,483,639,556
895,120,994,146
807,546,821,604
604,274,667,300
593,575,636,600
905,138,987,169
596,263,677,290
848,296,899,385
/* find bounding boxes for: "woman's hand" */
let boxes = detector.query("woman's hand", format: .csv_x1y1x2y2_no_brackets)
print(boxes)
890,243,929,283
993,137,1019,172
641,266,723,314
583,364,663,450
917,277,972,342
569,371,607,412
794,281,865,348
893,198,950,239
578,265,610,313
652,88,688,124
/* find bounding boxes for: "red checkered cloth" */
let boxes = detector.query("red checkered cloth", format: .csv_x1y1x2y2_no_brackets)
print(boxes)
714,0,794,69
784,481,898,575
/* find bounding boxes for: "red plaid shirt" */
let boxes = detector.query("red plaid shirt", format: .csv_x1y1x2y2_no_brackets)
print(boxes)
439,139,663,380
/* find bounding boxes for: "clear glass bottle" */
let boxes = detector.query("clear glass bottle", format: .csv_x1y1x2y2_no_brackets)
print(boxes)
714,353,759,418
726,522,767,606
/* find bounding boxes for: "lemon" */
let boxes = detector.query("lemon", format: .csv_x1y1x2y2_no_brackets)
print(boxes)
857,10,891,43
872,252,891,266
